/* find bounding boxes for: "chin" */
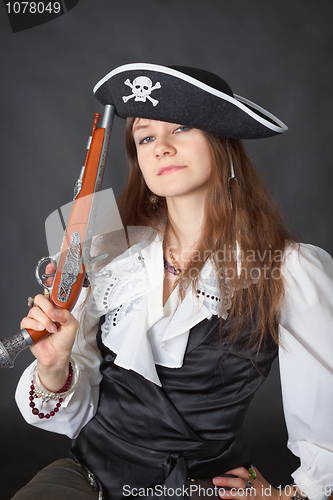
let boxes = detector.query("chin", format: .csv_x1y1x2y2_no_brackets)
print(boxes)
154,182,195,198
156,187,188,198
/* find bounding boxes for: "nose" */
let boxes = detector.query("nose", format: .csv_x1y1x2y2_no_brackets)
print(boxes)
154,135,176,158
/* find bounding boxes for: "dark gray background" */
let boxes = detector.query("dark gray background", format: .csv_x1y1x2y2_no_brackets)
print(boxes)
0,1,332,498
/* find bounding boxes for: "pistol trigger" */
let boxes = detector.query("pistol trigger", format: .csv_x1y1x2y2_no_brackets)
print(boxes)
41,272,56,279
35,256,57,292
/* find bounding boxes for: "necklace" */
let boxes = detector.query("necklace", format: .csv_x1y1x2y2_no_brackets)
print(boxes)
164,249,182,276
169,249,182,275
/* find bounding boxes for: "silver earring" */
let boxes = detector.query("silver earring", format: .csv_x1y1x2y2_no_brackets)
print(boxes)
226,140,238,208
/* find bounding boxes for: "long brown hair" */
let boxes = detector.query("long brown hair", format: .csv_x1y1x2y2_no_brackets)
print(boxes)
117,117,298,348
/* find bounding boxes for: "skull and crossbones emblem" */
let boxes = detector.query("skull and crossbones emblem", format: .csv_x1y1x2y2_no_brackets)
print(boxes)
122,76,161,106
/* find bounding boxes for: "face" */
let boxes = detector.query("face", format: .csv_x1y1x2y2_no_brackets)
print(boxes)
132,119,212,200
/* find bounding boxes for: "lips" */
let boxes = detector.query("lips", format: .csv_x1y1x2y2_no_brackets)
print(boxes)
158,165,187,175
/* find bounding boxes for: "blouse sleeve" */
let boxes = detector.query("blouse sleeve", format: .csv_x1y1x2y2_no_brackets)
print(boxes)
15,288,103,439
279,243,333,500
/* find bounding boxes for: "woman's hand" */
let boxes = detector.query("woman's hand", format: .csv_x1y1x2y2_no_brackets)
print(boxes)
20,286,79,391
213,466,286,500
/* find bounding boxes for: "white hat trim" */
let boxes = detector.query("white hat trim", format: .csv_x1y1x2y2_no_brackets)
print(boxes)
93,63,288,134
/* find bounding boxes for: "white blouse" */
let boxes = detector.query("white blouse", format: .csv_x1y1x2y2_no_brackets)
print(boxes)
15,240,333,500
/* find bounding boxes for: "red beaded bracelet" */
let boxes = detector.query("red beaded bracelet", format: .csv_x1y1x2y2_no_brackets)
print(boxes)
29,363,73,419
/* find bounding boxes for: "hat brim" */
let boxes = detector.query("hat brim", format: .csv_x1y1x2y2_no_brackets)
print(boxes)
93,63,287,140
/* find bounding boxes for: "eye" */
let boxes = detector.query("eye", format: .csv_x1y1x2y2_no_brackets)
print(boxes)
138,135,155,145
174,125,191,133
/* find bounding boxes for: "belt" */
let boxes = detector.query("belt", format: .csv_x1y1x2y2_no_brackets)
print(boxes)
71,453,104,500
186,478,223,500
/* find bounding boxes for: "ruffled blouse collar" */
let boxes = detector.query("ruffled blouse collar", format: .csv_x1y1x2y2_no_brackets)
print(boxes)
87,235,231,386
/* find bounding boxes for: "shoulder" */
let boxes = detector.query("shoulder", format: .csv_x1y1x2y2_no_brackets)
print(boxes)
283,241,333,270
282,242,333,299
279,242,333,370
281,241,333,314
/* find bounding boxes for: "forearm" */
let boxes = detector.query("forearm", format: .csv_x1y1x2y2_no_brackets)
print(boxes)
16,358,100,438
16,301,103,437
37,359,71,392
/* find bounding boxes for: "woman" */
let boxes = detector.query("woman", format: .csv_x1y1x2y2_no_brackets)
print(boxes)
13,64,333,500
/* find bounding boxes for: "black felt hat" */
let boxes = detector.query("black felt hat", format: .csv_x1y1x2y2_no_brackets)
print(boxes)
93,63,287,140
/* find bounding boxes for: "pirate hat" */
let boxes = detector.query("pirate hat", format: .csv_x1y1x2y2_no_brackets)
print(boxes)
93,63,287,140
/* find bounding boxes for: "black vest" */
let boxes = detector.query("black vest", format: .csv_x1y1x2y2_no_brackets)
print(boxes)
71,315,277,500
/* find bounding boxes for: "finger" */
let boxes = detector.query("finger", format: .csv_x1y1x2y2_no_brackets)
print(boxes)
49,308,79,331
26,295,70,332
20,316,46,332
223,468,250,480
44,262,56,287
32,295,63,324
45,262,56,274
213,477,246,490
26,306,58,334
213,468,249,485
23,295,78,344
